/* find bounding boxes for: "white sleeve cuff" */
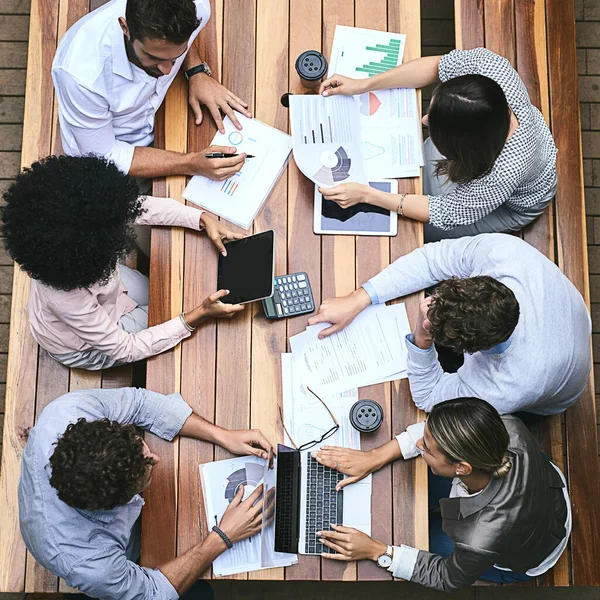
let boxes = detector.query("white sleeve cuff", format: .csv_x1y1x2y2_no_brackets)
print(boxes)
108,140,136,175
388,545,419,581
395,421,426,460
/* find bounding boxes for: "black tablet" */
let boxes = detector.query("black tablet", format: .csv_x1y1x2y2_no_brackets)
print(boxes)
217,230,275,304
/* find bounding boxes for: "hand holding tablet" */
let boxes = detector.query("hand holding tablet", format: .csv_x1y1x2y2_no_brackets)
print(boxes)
217,230,276,304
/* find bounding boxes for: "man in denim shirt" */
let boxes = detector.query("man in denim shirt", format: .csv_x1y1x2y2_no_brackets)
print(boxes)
19,387,273,599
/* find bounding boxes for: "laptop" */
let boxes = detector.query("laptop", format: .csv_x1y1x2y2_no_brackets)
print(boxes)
273,444,371,555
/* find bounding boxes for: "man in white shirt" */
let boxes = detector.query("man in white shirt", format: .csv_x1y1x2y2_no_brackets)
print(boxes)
52,0,249,180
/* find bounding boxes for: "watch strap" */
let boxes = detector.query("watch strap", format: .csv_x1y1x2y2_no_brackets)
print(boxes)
185,62,211,80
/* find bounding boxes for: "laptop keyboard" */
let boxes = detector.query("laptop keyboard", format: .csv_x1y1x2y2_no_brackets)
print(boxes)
304,456,344,554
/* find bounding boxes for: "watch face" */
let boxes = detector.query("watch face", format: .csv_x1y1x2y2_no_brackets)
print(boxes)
378,554,392,568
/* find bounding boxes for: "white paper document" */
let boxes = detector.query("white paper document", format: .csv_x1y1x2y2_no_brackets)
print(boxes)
281,353,360,450
355,89,423,178
328,25,406,79
200,456,297,576
288,303,410,396
288,94,368,188
183,112,292,230
327,25,423,179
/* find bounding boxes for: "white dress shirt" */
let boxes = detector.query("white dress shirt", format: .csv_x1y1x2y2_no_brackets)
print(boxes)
390,421,571,581
52,0,210,174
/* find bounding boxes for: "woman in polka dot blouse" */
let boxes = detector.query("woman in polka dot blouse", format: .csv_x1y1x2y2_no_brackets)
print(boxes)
318,48,557,242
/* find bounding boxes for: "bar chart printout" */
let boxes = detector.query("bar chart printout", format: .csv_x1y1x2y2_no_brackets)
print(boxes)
289,94,368,187
358,38,402,76
328,26,406,79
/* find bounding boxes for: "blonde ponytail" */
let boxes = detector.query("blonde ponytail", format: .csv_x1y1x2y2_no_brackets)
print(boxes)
490,452,512,478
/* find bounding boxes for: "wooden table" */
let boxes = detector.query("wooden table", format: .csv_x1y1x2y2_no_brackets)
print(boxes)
142,0,427,581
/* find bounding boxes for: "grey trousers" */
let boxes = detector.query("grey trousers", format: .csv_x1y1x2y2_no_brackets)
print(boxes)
48,265,150,370
422,137,557,243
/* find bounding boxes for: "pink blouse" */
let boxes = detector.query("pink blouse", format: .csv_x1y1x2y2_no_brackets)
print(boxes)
28,196,203,364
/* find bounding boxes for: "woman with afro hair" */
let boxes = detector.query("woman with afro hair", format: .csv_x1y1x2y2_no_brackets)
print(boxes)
2,154,245,370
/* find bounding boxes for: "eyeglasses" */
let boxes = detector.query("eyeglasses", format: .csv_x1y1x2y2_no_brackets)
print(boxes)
278,386,340,452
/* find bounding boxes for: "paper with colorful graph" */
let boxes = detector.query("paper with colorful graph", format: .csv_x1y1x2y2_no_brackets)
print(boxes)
329,25,424,178
183,112,292,230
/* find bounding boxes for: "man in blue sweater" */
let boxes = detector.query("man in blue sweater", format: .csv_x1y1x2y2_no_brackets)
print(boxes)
309,233,591,415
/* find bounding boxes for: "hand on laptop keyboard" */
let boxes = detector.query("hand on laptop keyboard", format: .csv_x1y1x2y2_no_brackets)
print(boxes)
312,446,376,490
317,524,387,563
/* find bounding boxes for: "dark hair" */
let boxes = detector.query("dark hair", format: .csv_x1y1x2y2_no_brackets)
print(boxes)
1,155,143,291
427,276,519,354
428,398,512,478
49,418,156,510
125,0,201,44
428,74,510,183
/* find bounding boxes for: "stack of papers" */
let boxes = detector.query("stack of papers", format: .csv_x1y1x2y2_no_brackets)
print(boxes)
281,353,360,450
289,26,423,187
183,112,292,230
288,303,411,397
329,25,423,179
200,456,297,576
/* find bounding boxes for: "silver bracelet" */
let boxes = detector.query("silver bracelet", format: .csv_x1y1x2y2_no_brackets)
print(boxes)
179,312,196,332
396,193,407,217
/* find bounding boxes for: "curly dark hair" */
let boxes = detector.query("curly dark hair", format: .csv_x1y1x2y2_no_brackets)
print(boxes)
49,418,156,510
427,276,520,354
1,155,144,291
126,0,201,44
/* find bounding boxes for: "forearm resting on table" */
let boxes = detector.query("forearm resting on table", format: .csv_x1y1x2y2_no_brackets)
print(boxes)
129,145,197,179
179,412,229,445
359,55,441,93
369,189,430,223
370,438,403,470
159,532,225,595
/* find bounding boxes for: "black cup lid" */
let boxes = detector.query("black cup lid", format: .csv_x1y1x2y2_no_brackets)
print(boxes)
349,400,384,433
295,50,328,81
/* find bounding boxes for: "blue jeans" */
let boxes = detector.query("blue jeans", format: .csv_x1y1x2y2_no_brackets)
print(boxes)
428,471,532,583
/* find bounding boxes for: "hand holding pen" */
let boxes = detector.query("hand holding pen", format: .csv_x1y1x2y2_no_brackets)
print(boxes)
205,152,255,159
196,145,247,181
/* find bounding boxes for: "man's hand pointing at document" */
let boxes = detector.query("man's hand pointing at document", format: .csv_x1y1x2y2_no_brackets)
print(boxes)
307,288,372,339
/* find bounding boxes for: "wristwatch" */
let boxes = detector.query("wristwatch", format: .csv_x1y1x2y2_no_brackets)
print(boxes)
376,545,394,569
184,61,212,80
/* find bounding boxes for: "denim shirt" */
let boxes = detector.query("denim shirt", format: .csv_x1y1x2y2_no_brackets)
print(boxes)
19,388,192,600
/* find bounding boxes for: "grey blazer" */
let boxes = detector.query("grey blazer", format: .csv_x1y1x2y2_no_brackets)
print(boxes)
411,415,568,592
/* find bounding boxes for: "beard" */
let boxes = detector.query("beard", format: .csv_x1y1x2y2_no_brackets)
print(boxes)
125,36,164,78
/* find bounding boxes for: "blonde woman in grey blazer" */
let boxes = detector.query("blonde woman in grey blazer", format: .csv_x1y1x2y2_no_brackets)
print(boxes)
312,398,570,592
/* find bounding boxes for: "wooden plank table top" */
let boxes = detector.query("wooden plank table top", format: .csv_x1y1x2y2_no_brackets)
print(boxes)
143,0,428,581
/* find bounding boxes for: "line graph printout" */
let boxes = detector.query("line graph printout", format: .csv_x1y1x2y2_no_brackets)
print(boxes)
183,112,291,229
328,26,424,179
289,94,367,188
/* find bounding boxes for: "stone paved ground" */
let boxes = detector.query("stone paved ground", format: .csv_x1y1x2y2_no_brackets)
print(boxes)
1,0,600,598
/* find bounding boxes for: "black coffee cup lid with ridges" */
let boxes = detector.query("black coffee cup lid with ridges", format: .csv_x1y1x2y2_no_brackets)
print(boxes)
295,50,328,81
349,400,384,433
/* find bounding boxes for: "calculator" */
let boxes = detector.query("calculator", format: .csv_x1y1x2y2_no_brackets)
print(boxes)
262,272,315,319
